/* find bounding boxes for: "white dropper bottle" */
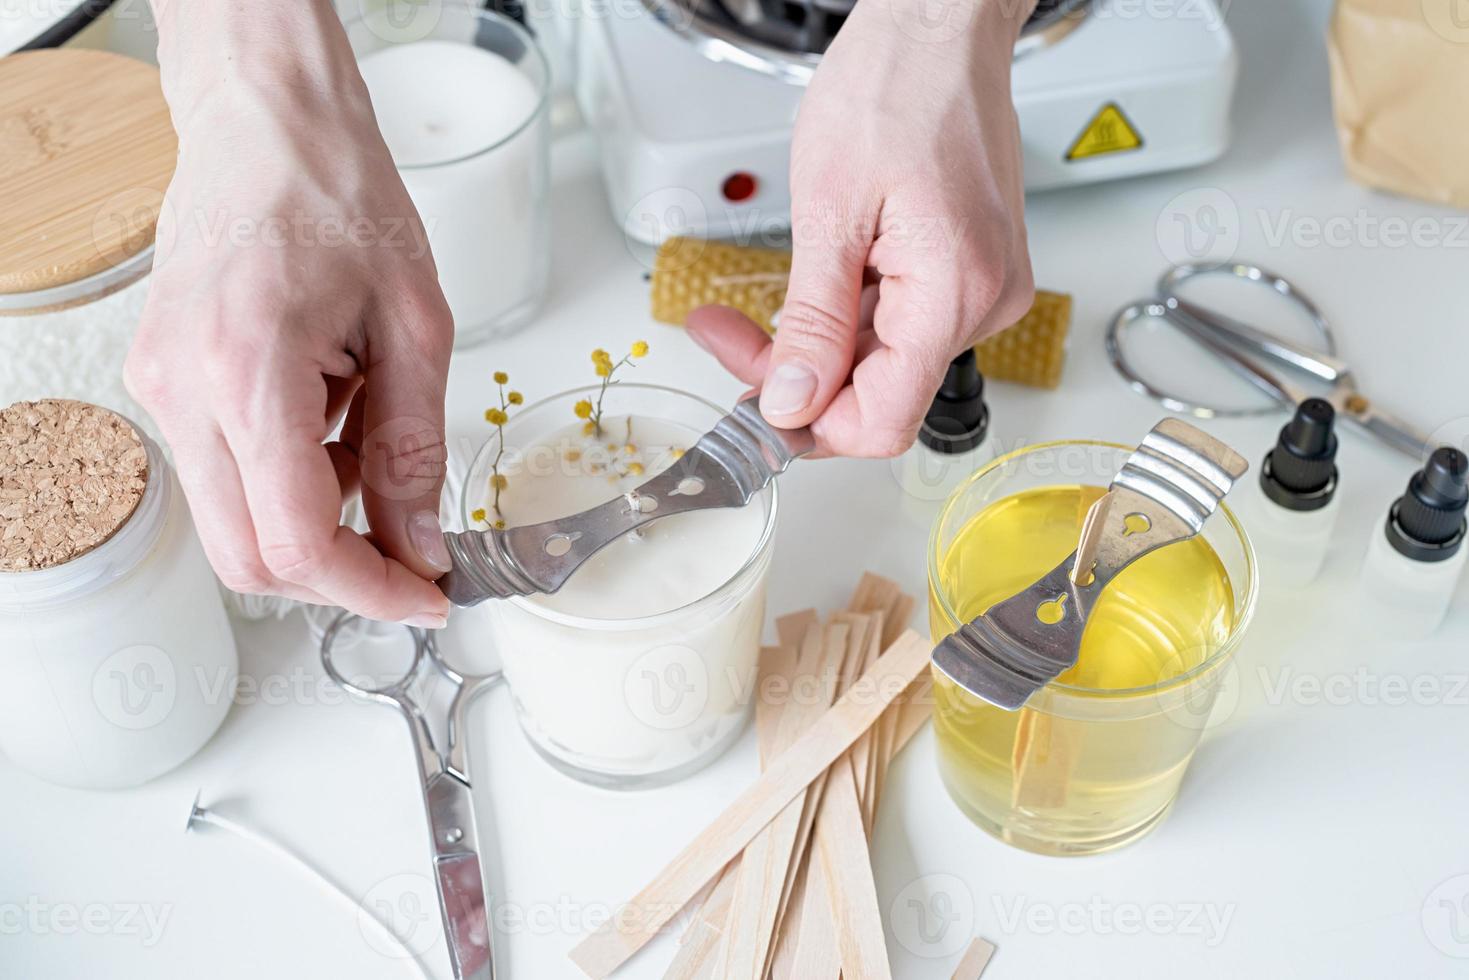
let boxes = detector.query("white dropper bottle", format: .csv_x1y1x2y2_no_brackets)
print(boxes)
1248,397,1341,588
1359,446,1469,638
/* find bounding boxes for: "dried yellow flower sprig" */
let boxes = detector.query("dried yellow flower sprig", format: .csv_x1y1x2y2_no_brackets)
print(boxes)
574,341,648,438
476,371,524,528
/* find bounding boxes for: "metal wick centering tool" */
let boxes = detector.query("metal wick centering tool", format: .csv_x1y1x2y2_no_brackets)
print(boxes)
932,419,1249,710
438,395,815,607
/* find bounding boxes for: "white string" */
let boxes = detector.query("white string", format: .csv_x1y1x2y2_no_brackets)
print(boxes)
188,803,436,980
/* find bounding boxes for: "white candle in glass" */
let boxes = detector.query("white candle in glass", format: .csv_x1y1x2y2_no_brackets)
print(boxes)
357,36,548,345
462,395,776,788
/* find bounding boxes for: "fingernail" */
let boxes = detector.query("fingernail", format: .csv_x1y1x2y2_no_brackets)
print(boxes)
686,325,713,354
761,362,817,417
404,611,448,630
408,510,453,573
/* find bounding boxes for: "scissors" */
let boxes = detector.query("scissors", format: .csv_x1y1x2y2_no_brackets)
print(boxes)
1107,261,1432,460
322,613,502,980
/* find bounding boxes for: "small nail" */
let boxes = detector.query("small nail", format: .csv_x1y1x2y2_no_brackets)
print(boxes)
408,509,453,573
404,611,448,630
761,362,818,417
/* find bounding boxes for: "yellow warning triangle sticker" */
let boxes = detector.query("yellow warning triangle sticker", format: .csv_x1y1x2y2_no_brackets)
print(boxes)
1066,103,1144,161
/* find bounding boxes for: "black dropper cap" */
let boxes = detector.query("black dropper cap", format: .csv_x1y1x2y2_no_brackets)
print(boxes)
918,350,989,455
1260,398,1339,511
1385,446,1468,562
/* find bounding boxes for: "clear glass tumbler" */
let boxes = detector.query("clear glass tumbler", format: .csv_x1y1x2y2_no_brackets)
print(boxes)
347,4,551,347
458,385,777,788
927,440,1257,855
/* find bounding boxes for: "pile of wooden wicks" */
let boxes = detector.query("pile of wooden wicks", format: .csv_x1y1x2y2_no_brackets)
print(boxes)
570,573,997,980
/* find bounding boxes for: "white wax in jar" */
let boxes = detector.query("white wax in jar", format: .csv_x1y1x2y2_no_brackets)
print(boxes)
358,40,545,339
479,414,770,781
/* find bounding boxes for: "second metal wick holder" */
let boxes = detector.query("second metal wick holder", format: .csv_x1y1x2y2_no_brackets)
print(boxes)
932,419,1248,710
438,396,813,607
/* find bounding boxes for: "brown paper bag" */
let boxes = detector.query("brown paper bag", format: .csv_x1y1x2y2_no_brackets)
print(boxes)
1328,0,1469,208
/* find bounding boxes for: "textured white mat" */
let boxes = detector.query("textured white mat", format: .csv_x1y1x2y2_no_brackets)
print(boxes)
0,278,158,441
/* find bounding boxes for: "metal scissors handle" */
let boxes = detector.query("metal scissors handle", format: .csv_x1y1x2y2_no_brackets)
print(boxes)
322,613,502,980
1107,261,1433,460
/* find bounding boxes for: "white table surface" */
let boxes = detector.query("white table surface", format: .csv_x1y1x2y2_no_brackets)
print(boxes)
5,1,1469,977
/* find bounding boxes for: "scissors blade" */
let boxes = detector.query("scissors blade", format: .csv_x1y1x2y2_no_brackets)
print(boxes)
1159,263,1353,382
1165,294,1350,384
425,771,494,980
1160,302,1303,409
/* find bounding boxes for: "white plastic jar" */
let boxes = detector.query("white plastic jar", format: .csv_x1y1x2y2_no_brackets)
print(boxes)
0,400,237,789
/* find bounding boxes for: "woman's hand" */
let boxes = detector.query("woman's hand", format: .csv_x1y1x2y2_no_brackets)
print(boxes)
127,0,452,626
688,0,1036,457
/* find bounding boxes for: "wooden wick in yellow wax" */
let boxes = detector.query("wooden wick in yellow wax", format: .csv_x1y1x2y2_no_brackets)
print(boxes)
1070,490,1116,587
1011,489,1114,812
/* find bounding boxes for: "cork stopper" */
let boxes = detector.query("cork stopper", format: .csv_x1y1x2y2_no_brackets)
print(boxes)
0,399,149,572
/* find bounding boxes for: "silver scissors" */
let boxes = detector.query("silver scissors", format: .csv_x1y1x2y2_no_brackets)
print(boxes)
1107,261,1432,460
321,613,501,980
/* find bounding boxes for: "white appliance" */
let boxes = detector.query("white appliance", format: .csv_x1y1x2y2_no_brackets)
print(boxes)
575,0,1238,243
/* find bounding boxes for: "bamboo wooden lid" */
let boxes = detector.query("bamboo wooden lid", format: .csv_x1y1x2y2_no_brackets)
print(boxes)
0,49,177,311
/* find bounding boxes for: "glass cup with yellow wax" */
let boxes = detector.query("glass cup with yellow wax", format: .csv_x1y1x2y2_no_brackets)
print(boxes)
459,384,776,789
927,440,1257,856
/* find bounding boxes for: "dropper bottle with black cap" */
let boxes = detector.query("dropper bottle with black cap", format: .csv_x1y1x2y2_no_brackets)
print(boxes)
1360,445,1469,637
897,349,994,518
1249,397,1342,587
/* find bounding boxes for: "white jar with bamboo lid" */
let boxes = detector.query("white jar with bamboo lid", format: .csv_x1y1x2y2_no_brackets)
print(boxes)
0,399,237,789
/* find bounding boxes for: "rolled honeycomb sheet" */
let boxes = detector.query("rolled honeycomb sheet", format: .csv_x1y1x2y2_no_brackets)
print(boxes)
973,289,1072,390
650,237,1071,388
650,237,792,333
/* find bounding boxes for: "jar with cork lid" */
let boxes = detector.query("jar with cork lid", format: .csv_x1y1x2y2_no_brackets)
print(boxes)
0,399,237,789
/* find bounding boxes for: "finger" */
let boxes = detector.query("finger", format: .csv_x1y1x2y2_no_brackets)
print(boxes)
971,268,1036,345
760,200,875,428
686,305,773,386
809,277,951,458
221,364,448,626
356,293,454,582
166,421,332,605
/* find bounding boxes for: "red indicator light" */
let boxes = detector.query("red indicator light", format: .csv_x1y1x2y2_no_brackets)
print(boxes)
721,172,758,203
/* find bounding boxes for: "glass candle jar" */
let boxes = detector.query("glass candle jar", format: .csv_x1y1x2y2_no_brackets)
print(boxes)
348,5,551,348
459,385,776,788
0,401,237,789
927,440,1256,855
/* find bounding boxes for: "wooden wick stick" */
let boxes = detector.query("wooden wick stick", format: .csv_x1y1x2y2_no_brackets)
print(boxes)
767,616,872,979
1013,492,1109,810
772,580,924,979
718,623,848,978
1070,489,1115,586
845,575,916,825
569,631,933,979
950,937,997,979
814,754,892,979
848,585,918,800
662,884,730,980
664,639,799,978
760,620,865,968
